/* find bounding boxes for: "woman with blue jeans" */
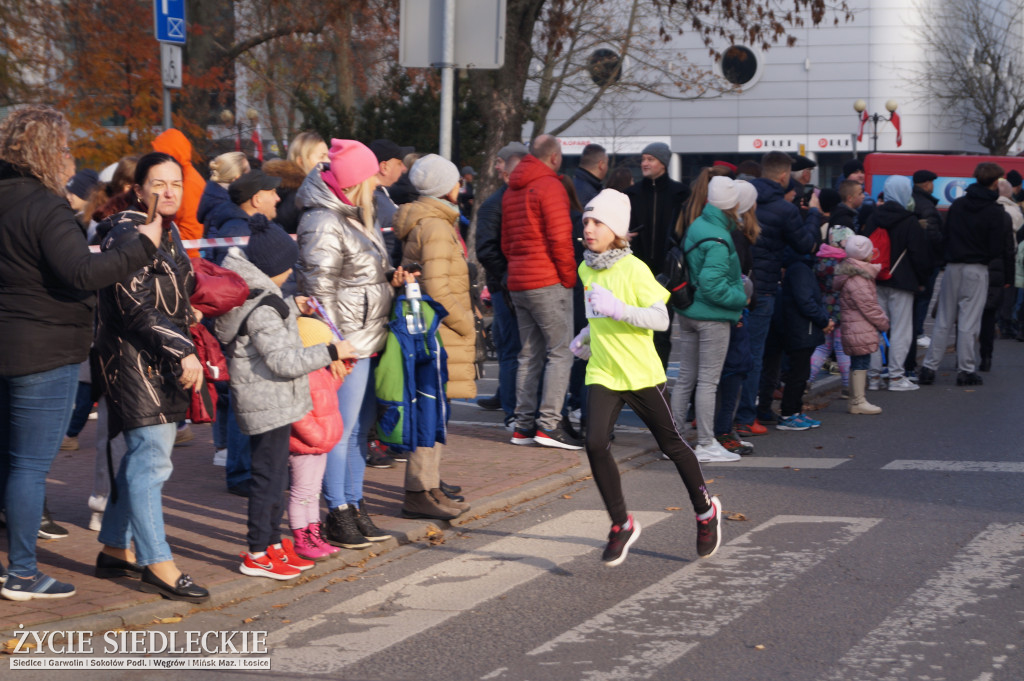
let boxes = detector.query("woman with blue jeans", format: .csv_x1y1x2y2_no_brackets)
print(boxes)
0,107,161,600
296,139,404,548
93,152,209,603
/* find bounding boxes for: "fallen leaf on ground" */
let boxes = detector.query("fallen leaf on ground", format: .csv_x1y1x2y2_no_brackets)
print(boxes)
155,617,182,624
243,618,255,624
561,494,573,499
704,478,715,484
754,644,766,650
726,513,748,521
665,506,682,511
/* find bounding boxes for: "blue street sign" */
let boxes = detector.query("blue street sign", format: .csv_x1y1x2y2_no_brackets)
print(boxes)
154,0,186,44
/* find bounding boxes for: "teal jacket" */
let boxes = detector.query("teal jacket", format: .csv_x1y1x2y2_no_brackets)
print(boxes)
680,204,746,322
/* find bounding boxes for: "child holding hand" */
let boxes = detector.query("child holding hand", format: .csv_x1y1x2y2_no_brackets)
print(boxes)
572,189,721,567
217,215,356,580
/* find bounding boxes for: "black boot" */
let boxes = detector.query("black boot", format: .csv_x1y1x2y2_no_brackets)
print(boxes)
323,506,371,549
979,356,992,372
354,500,392,542
439,480,461,495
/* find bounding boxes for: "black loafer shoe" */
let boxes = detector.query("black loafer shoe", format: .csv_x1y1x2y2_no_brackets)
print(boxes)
139,568,209,603
227,480,252,498
95,552,143,579
441,487,465,503
439,480,462,496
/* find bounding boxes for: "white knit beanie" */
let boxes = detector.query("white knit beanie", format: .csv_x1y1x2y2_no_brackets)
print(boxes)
410,154,461,199
582,188,631,237
735,179,757,214
707,176,740,211
845,235,874,261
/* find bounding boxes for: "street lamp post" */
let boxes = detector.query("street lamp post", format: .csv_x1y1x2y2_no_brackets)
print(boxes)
853,99,898,153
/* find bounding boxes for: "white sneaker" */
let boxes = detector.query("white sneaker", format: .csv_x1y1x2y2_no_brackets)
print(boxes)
87,495,106,532
868,377,882,391
917,335,931,348
694,441,741,463
213,448,228,466
887,377,920,392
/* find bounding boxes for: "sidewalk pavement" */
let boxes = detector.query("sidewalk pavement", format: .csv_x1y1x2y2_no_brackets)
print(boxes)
0,419,659,634
0,374,843,635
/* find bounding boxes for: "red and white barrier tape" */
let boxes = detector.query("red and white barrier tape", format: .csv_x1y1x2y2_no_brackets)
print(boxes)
87,228,393,253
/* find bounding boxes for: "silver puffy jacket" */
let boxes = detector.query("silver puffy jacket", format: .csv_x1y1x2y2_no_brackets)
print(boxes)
295,165,394,358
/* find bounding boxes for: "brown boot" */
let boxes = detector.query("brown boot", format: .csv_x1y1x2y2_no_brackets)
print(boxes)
429,488,470,514
400,490,461,521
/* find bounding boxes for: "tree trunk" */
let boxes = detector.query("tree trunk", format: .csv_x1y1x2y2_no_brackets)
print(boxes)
467,0,546,206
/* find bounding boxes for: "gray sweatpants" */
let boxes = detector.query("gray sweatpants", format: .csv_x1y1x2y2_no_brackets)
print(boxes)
870,286,914,380
510,284,574,432
923,263,989,374
671,315,731,446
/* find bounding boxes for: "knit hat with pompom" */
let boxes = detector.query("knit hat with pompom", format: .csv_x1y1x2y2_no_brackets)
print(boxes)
246,213,298,278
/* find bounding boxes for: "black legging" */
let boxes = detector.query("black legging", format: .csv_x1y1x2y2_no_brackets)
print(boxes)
586,383,711,526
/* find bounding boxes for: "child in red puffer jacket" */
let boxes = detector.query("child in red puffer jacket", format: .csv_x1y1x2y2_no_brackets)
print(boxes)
289,317,345,560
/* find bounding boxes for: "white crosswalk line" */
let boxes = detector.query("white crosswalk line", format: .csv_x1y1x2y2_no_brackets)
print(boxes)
703,456,850,469
883,460,1024,473
483,515,879,681
822,523,1024,681
266,510,671,675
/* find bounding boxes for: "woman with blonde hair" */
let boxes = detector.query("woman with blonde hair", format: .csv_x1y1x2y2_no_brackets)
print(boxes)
288,132,329,175
197,152,252,265
295,139,411,549
0,106,161,600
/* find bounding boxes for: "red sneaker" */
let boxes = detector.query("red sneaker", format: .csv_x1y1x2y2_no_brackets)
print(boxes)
269,538,315,571
239,552,301,580
734,420,768,437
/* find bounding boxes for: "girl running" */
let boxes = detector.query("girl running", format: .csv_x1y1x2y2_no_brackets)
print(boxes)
571,189,721,566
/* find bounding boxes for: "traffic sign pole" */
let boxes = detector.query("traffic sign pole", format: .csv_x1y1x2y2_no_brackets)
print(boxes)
154,0,186,130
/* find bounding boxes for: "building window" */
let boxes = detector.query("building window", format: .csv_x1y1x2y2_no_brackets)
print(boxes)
721,45,759,86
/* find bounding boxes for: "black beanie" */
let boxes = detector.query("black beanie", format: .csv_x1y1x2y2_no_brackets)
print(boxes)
246,214,298,278
1007,169,1023,187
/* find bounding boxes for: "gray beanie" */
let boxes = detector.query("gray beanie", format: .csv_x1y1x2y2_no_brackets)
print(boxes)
641,142,672,169
410,154,461,199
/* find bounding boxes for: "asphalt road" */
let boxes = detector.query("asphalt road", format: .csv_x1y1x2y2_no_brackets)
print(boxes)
8,337,1022,680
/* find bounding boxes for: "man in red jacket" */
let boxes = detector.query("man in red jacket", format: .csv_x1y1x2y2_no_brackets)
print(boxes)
501,135,581,449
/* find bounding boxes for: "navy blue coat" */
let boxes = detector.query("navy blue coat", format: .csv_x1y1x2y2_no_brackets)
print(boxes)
475,184,508,293
779,256,829,352
751,178,819,296
197,180,249,265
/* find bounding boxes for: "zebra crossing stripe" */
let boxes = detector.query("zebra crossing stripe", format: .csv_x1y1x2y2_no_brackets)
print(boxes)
883,460,1024,473
822,523,1024,681
266,510,672,675
484,515,879,681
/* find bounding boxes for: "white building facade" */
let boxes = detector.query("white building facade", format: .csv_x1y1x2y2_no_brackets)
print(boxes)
543,0,1021,182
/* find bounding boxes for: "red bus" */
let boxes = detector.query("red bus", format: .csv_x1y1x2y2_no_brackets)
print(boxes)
864,153,1024,207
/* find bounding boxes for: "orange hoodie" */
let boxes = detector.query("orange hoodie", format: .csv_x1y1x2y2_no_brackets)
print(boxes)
152,129,205,251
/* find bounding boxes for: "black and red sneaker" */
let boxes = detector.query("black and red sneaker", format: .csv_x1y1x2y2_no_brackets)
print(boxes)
510,428,537,446
715,433,753,456
534,426,583,450
696,497,722,559
602,516,641,567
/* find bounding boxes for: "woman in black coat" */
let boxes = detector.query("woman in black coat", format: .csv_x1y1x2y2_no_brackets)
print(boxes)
92,152,210,604
0,107,160,601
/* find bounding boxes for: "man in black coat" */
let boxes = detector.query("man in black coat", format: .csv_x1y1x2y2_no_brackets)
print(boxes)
920,162,1013,386
474,143,527,422
623,141,689,367
830,180,864,233
905,169,944,375
736,151,819,434
572,143,608,209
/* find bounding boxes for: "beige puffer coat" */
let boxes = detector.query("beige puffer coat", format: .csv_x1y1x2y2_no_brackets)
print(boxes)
393,197,477,399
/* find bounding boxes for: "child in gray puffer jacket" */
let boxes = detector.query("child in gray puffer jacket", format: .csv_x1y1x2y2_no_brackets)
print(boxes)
216,214,355,581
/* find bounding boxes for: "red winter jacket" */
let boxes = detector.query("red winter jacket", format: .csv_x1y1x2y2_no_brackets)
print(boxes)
501,155,577,291
289,367,344,455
